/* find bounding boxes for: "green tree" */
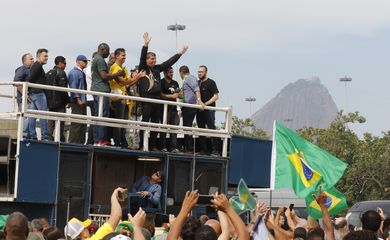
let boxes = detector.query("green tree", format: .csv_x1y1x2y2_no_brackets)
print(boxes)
229,116,270,139
297,111,390,203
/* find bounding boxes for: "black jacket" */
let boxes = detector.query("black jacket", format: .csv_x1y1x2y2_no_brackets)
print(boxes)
138,46,181,99
45,66,70,109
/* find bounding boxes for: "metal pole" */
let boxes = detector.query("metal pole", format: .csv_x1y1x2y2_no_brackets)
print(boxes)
339,76,352,113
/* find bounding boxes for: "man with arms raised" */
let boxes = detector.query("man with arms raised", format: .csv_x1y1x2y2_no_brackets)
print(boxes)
137,32,188,151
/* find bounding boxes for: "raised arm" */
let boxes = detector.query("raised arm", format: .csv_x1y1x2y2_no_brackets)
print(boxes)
313,186,335,240
167,190,199,240
211,194,249,240
158,46,188,72
138,32,151,72
128,208,146,240
107,187,126,229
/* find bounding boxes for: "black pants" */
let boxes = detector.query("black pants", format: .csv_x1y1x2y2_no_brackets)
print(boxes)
160,109,180,150
69,103,87,144
182,107,197,151
196,110,220,153
47,105,66,141
111,100,128,147
139,102,161,149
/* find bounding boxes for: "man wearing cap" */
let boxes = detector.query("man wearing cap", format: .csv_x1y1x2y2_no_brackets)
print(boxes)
65,187,129,240
132,169,163,210
68,55,89,144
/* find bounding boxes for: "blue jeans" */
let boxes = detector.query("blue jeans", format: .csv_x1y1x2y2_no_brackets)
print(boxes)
18,101,31,139
92,95,110,142
28,92,49,139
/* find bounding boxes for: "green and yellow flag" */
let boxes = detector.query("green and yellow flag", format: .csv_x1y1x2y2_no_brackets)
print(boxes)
271,122,347,198
305,187,348,219
229,178,256,214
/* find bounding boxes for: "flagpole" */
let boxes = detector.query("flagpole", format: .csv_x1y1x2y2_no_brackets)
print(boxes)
270,121,277,190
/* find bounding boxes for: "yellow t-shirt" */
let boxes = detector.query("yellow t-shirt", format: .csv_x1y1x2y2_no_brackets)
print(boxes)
88,222,113,240
109,63,129,102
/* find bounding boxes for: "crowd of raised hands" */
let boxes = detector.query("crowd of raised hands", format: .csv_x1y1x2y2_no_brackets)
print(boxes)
1,187,388,240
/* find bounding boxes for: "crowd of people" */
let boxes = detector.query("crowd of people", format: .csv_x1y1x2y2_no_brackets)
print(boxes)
0,187,389,240
13,32,220,156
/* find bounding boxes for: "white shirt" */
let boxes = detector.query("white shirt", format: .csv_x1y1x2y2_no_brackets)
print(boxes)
84,64,94,101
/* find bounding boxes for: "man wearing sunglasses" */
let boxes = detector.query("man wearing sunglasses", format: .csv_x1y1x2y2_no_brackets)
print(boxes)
132,169,163,209
45,56,70,141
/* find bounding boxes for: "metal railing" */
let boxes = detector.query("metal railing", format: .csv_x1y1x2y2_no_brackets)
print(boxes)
0,82,233,157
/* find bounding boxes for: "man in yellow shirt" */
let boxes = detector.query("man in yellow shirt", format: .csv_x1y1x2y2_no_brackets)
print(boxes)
109,48,145,148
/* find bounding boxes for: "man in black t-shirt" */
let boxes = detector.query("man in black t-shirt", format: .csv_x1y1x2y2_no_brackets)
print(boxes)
160,67,180,153
196,65,220,156
26,48,50,140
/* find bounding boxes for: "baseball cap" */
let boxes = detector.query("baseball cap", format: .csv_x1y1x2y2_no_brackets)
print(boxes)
111,234,131,240
115,221,133,233
76,55,90,62
64,218,92,239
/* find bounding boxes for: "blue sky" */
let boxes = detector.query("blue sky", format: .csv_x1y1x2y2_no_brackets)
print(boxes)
1,0,390,137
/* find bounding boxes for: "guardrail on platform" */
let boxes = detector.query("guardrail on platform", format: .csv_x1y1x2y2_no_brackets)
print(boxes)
0,82,233,157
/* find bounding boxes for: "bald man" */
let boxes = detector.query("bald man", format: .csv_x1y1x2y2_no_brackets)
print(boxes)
4,212,29,240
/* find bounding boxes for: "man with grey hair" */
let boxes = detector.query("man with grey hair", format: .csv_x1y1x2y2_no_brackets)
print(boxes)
4,212,29,240
13,53,34,139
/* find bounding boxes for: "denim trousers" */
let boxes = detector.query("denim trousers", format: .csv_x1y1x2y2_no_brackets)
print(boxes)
28,92,49,139
92,95,110,142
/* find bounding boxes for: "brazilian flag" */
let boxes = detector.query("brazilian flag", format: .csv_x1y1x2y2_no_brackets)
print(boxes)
305,187,348,219
271,122,347,198
229,178,256,214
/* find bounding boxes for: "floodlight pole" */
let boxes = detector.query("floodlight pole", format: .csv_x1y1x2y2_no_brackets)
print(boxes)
167,23,186,81
339,76,352,113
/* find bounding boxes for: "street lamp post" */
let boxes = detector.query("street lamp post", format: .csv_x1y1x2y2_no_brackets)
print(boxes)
339,76,352,113
245,97,256,117
167,23,186,80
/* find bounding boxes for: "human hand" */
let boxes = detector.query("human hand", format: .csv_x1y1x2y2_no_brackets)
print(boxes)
211,193,231,212
198,101,205,111
312,185,327,208
128,207,146,228
169,214,176,225
181,190,199,212
265,210,275,229
377,207,385,220
116,70,126,78
255,202,269,217
113,187,126,200
143,32,152,46
137,191,150,198
77,98,84,107
285,207,292,218
136,70,146,78
179,45,188,55
172,92,179,99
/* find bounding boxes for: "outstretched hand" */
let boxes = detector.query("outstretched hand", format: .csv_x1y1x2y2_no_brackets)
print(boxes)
181,190,199,212
211,193,231,212
312,185,327,208
143,32,152,46
128,207,146,228
180,45,188,55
